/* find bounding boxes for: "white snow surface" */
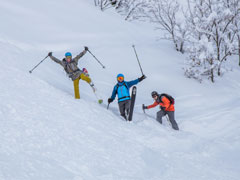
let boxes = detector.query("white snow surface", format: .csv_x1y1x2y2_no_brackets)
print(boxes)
0,0,240,180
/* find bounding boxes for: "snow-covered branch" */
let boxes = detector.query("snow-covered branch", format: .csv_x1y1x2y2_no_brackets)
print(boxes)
184,0,240,82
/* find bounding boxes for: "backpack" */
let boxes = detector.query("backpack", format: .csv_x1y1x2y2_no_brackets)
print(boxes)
82,68,89,77
159,93,175,105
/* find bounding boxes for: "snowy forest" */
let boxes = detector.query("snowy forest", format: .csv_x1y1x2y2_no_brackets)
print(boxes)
95,0,240,83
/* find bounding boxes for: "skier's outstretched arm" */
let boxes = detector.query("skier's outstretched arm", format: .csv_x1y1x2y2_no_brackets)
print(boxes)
49,53,63,66
126,79,139,88
126,74,146,88
74,48,88,63
147,101,159,109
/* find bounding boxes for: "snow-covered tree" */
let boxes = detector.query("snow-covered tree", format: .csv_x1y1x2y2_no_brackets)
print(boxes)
184,0,239,82
112,0,147,21
93,0,188,53
184,35,217,82
94,0,115,11
143,0,187,53
93,0,240,82
227,0,240,66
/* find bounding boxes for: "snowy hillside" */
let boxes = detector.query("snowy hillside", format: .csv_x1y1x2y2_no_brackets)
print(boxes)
0,0,240,180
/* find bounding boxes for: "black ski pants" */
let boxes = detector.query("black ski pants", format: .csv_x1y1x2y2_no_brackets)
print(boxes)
157,110,179,130
118,99,131,120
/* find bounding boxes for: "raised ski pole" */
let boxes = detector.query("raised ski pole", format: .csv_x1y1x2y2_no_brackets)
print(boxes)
132,45,144,76
87,49,106,69
29,55,49,73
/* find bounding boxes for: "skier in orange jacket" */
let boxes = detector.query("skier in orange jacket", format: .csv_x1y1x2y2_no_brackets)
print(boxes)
143,91,179,130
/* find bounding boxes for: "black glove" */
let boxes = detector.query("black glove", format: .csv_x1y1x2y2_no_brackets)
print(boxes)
143,105,148,110
138,74,146,82
160,106,166,111
84,46,88,51
48,52,52,56
108,98,113,104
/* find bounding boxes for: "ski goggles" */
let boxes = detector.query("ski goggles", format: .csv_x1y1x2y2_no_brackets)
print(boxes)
117,76,124,81
66,56,72,59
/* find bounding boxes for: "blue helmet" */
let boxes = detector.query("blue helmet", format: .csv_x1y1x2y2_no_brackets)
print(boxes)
65,52,72,57
117,73,124,79
117,73,124,82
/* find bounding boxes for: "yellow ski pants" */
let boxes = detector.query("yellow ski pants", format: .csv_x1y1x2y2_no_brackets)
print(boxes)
73,73,91,99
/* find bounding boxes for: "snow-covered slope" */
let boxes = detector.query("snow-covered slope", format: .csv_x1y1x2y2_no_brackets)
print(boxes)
0,0,240,180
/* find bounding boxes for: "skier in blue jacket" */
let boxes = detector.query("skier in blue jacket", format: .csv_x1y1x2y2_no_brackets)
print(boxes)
108,73,146,120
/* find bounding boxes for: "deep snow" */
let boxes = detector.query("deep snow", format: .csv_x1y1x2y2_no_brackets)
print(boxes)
0,0,240,180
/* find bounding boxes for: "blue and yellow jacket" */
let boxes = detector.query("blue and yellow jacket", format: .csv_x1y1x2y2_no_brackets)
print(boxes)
111,79,139,102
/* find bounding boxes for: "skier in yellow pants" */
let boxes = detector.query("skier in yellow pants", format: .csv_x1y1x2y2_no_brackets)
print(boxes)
73,73,93,99
48,47,95,99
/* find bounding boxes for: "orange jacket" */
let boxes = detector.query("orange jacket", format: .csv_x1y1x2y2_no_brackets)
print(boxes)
147,96,175,111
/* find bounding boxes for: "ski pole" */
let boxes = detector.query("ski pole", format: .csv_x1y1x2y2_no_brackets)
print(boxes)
132,45,144,76
93,91,103,104
87,49,106,69
29,55,49,73
142,104,146,114
107,103,110,110
165,115,171,126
